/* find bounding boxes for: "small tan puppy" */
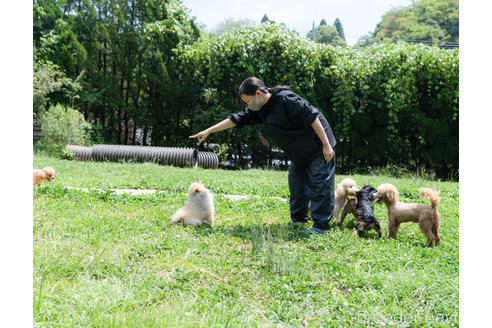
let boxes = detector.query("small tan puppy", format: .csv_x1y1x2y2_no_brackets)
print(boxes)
171,180,214,227
333,178,359,224
301,178,358,228
373,183,441,247
33,167,56,187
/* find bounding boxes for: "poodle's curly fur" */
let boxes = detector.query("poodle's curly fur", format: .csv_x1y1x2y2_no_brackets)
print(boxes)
332,178,359,223
340,185,382,238
373,183,441,247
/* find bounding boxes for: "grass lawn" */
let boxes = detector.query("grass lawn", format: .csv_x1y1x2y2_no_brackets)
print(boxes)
33,154,459,327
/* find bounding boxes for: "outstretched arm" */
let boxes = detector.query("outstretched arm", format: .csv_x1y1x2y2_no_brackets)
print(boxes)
189,118,236,143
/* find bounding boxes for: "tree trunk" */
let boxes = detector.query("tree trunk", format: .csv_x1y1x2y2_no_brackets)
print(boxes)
132,120,137,145
117,76,124,144
124,80,131,144
101,39,107,127
143,125,148,146
132,84,140,145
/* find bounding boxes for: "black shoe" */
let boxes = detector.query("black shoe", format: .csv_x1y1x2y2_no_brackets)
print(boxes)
305,227,329,235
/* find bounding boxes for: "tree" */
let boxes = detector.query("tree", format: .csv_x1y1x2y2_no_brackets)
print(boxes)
320,19,327,26
261,14,275,24
35,16,88,77
307,25,346,47
33,0,201,146
33,59,81,117
356,0,458,47
333,18,345,41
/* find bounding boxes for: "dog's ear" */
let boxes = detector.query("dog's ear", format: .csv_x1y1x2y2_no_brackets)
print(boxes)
387,188,398,203
335,183,345,198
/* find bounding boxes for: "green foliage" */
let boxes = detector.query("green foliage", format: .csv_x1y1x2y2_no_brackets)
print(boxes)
60,148,75,161
315,25,347,47
33,0,201,145
333,18,346,41
33,1,459,178
35,15,88,76
33,59,82,117
359,0,459,47
88,121,105,145
176,24,458,178
33,155,459,327
307,23,347,47
320,43,459,178
38,104,91,155
261,14,274,24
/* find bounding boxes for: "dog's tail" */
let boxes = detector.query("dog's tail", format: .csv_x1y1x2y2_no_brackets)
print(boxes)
171,208,186,223
418,188,440,208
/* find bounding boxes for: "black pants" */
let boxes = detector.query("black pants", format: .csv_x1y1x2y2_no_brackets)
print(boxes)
288,152,335,230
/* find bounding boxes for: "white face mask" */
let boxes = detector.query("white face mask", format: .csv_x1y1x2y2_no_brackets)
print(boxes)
248,93,263,111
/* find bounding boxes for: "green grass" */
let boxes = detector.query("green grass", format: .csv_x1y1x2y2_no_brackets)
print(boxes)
33,154,459,327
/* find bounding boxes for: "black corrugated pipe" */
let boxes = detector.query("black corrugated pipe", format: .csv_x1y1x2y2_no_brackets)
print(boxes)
91,144,197,166
196,151,219,169
67,144,219,169
66,145,93,161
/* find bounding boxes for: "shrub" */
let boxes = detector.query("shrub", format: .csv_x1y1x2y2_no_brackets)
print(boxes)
175,24,458,178
59,148,75,160
38,104,91,156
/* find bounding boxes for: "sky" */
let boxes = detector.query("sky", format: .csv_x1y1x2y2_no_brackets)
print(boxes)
180,0,412,46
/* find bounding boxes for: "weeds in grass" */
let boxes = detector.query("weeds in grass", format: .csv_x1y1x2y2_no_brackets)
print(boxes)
33,155,459,327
